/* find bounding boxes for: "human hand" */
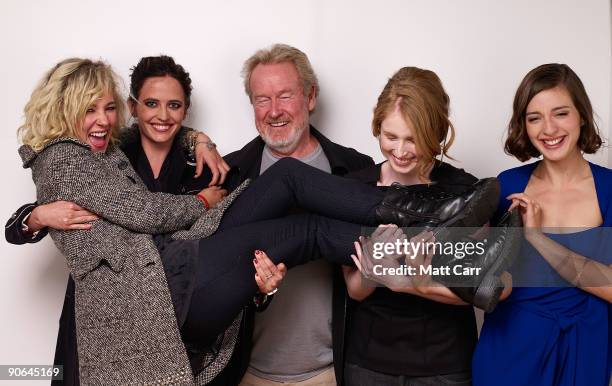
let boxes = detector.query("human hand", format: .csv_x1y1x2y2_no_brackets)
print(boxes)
351,225,412,289
341,264,362,288
253,250,287,295
27,201,99,232
193,131,230,185
404,231,435,288
507,193,542,237
198,186,228,208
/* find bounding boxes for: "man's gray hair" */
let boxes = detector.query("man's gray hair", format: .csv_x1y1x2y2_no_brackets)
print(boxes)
242,43,319,100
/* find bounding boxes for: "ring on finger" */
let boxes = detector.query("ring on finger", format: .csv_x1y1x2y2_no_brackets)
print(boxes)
266,288,278,296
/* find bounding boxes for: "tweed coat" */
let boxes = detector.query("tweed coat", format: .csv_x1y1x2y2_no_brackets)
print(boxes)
19,137,247,385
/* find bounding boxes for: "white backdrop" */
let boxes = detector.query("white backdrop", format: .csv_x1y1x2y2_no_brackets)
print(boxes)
0,0,610,384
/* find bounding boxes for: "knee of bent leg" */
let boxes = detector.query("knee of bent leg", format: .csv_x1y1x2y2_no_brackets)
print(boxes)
271,156,302,174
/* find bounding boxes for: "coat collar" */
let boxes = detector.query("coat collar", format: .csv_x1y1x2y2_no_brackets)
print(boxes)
19,137,90,168
225,125,357,181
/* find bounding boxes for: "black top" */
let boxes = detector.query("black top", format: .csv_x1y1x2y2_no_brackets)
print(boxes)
345,161,478,376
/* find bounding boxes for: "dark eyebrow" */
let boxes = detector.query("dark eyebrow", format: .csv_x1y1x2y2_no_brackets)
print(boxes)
552,105,570,111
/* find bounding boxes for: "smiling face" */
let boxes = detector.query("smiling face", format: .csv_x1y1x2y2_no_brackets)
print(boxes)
379,107,420,178
249,62,315,154
129,75,186,149
525,86,582,162
77,92,117,152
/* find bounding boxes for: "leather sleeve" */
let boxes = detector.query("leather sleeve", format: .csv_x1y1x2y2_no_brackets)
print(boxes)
4,203,48,245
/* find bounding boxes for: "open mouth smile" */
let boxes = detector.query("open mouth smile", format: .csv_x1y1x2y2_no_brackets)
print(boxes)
392,154,416,166
540,136,566,149
151,123,173,132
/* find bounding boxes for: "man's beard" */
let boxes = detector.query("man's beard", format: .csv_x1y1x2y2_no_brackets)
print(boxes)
258,118,309,155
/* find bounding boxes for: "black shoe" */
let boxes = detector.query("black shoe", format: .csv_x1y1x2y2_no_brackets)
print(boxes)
431,208,523,312
376,178,500,232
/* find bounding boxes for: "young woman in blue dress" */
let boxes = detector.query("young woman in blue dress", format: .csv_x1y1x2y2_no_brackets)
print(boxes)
473,63,612,386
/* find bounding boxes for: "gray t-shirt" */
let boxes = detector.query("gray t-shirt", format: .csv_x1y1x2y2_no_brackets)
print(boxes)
248,144,334,382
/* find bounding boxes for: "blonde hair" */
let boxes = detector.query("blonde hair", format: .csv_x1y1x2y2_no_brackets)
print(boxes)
18,58,126,151
241,43,319,100
372,67,455,180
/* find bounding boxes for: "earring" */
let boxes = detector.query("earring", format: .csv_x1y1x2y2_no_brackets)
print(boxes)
127,115,138,128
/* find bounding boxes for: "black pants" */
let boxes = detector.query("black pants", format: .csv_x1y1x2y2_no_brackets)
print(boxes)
344,363,472,386
181,157,383,346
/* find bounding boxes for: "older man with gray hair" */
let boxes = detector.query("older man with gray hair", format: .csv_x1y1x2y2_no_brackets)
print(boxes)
220,44,373,386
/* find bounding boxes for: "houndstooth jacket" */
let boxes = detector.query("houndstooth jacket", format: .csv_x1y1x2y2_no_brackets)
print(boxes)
19,138,247,385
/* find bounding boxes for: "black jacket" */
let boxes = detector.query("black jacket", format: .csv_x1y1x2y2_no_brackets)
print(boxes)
217,126,373,385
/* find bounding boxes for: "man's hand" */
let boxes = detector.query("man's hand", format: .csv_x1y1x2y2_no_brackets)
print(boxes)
27,201,99,232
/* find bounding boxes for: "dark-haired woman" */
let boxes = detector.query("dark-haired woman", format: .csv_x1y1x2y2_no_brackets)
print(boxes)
473,64,612,386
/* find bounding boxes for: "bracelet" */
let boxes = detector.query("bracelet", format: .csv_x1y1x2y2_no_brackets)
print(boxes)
195,139,217,151
196,194,210,210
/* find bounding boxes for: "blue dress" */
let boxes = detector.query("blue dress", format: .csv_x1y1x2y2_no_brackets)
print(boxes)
473,161,612,386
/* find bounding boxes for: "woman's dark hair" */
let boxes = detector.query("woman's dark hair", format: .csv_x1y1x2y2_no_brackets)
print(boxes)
505,63,602,161
129,55,193,108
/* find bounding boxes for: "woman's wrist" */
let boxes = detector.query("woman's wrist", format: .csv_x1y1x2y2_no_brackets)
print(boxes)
524,227,544,243
188,130,216,155
196,193,210,210
26,206,45,232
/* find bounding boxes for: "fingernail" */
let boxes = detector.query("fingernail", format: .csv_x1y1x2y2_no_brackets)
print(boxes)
255,250,262,256
253,258,258,265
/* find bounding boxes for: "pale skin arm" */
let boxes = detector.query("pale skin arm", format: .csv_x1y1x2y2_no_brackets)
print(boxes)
344,226,507,305
25,186,227,233
509,193,612,303
342,263,375,301
192,131,231,184
26,201,99,232
347,236,468,305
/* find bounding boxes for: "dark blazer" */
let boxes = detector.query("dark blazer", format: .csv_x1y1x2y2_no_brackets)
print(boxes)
219,126,374,386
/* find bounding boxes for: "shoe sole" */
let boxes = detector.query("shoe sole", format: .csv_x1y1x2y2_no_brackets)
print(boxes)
472,210,523,312
473,274,504,312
